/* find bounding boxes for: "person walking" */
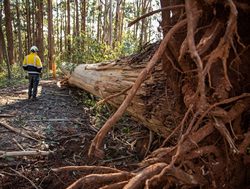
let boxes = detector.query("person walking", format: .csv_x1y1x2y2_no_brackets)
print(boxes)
23,46,43,100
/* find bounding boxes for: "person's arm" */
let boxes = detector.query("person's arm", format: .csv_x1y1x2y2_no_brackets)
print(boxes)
22,56,28,71
36,56,43,73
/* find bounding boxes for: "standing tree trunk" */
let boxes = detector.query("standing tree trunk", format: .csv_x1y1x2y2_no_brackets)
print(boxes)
108,0,113,46
3,0,14,65
36,0,44,63
15,0,23,67
114,0,122,47
134,0,140,41
75,0,79,37
0,5,3,67
66,0,71,55
0,37,3,67
118,0,125,43
60,4,64,52
26,0,31,53
48,0,55,78
81,0,86,34
97,0,102,43
31,0,36,44
139,0,150,46
81,0,86,50
0,6,11,78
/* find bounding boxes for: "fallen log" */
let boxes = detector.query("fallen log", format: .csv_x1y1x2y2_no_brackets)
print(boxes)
61,44,183,138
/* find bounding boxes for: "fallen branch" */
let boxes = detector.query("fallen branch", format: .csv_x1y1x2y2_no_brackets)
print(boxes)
0,114,15,118
28,118,70,122
12,138,25,151
0,150,52,158
0,121,39,141
10,168,40,189
53,165,123,174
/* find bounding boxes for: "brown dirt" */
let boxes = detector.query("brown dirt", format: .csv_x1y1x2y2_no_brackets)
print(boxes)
0,80,149,189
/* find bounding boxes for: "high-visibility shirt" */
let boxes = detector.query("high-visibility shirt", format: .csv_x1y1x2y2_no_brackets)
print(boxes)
23,53,43,74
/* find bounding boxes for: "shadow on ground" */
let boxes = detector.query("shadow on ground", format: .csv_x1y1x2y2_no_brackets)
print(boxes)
0,80,147,188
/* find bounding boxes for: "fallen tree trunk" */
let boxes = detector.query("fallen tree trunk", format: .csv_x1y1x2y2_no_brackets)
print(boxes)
62,44,182,138
59,0,250,188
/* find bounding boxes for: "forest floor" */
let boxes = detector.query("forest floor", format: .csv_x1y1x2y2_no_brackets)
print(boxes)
0,79,149,189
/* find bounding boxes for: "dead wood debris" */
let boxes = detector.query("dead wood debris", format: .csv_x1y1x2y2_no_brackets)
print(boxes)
0,150,52,158
0,121,44,141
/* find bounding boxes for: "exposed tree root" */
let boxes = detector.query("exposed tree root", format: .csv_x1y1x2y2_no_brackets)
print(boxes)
123,163,167,189
66,172,134,189
59,0,250,188
99,181,128,189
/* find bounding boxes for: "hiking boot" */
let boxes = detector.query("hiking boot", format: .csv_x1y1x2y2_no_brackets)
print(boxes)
32,97,38,101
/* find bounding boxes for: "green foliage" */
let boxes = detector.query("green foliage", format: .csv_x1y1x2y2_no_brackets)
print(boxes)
74,90,111,129
60,32,139,65
0,64,28,88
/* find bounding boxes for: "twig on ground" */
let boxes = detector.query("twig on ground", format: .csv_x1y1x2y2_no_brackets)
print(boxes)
12,138,25,151
0,121,39,141
0,114,15,118
53,165,123,173
0,150,52,158
9,168,40,189
28,118,70,122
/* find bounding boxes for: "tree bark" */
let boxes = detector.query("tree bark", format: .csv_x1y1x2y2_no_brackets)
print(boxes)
81,0,86,34
0,6,11,78
62,52,182,137
109,0,113,46
26,0,31,53
114,0,122,46
75,0,79,37
66,0,71,54
3,0,14,65
36,0,44,63
0,6,3,67
32,0,36,44
48,0,55,78
15,0,23,67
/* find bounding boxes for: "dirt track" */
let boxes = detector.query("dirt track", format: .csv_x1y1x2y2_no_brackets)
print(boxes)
0,80,143,188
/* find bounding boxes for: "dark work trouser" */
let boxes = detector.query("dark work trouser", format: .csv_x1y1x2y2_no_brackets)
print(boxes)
28,74,40,98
